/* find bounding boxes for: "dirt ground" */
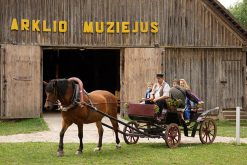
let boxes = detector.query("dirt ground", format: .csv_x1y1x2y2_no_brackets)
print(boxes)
0,112,247,144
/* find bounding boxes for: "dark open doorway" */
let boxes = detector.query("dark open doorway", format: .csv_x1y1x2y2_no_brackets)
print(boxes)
43,48,120,110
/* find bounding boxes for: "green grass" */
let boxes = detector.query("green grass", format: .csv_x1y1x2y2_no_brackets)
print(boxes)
0,143,246,165
216,120,247,138
0,118,49,135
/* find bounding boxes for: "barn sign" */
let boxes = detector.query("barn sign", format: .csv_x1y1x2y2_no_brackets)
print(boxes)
10,18,159,34
10,18,67,32
82,21,159,33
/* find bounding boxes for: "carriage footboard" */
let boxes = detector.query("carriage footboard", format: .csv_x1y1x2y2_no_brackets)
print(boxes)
196,107,219,122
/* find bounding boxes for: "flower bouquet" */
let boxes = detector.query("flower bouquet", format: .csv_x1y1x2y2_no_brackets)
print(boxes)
154,104,159,113
124,103,129,109
166,99,182,112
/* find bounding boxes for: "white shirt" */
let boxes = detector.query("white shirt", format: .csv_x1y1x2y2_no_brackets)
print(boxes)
153,81,170,99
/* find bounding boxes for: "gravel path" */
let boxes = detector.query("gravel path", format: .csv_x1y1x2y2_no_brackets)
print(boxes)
0,113,247,144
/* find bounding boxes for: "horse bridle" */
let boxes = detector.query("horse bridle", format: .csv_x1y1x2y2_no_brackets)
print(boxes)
46,80,59,105
46,79,89,111
45,98,59,105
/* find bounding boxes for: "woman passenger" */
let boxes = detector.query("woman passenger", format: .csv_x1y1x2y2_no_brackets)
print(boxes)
179,79,203,121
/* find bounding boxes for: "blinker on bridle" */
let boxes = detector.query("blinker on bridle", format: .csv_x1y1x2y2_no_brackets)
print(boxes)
46,81,59,105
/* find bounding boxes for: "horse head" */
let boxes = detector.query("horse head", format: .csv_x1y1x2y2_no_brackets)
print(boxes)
44,79,71,110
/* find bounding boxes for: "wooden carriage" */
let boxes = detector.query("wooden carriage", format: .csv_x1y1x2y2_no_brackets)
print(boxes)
123,103,218,148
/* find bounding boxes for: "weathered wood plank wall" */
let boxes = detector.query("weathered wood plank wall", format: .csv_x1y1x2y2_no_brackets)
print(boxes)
245,80,247,109
0,46,2,116
0,45,41,119
121,48,162,105
0,0,244,47
164,48,245,110
0,0,246,118
122,48,245,111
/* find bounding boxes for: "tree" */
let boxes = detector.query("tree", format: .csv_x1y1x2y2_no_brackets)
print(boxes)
229,0,247,28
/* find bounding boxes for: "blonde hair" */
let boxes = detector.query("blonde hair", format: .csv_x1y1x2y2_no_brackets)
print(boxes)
180,79,190,90
147,82,153,87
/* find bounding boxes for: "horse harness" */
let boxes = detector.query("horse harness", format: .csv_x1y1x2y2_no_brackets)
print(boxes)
57,83,96,112
50,79,114,112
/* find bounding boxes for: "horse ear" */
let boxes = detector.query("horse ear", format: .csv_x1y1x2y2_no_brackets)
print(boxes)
53,80,57,88
43,81,48,86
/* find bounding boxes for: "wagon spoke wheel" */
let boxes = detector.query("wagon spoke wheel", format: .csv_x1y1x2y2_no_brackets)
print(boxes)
199,118,217,144
164,123,181,148
123,121,139,144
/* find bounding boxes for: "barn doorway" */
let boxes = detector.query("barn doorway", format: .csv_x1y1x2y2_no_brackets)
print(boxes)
42,48,120,111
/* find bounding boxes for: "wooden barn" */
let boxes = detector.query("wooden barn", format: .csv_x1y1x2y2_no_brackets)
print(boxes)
0,0,247,119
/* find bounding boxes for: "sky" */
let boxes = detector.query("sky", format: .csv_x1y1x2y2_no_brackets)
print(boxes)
218,0,243,8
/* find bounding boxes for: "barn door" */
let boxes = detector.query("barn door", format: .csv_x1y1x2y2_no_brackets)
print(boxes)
0,44,41,119
121,48,163,103
221,60,243,109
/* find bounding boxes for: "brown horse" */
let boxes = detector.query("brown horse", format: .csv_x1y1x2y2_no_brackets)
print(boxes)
44,78,120,157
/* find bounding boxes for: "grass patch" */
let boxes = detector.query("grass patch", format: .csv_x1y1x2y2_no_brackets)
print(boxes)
0,142,246,165
0,118,49,135
217,120,247,138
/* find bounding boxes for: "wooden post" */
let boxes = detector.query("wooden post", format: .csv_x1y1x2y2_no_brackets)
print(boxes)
236,106,241,145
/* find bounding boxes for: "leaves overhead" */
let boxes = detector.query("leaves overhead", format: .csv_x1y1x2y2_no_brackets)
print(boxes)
229,0,247,28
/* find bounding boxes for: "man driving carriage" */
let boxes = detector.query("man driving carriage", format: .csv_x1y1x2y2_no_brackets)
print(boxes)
149,73,170,117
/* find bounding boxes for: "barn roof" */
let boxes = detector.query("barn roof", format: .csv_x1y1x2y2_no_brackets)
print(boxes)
203,0,247,42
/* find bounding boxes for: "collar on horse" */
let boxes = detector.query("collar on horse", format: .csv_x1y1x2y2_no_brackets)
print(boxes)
57,77,94,112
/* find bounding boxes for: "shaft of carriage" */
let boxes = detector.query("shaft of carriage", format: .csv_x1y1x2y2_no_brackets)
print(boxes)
84,103,153,138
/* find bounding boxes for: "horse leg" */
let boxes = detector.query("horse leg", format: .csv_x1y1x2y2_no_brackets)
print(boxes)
57,121,72,157
110,119,121,149
75,124,83,155
94,121,104,151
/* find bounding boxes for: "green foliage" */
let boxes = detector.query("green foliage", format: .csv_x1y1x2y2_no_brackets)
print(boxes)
154,104,159,113
0,118,49,135
124,103,129,109
167,99,182,108
0,143,247,165
229,0,247,28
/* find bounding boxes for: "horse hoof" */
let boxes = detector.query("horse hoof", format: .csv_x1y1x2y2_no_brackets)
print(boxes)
57,151,64,157
116,144,121,149
94,147,101,152
75,150,82,155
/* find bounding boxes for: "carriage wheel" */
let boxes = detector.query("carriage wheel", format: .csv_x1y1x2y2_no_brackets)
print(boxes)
123,121,139,144
199,118,217,144
164,123,181,148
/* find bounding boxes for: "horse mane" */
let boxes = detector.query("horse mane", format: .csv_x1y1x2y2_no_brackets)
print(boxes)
45,79,73,98
45,81,54,93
